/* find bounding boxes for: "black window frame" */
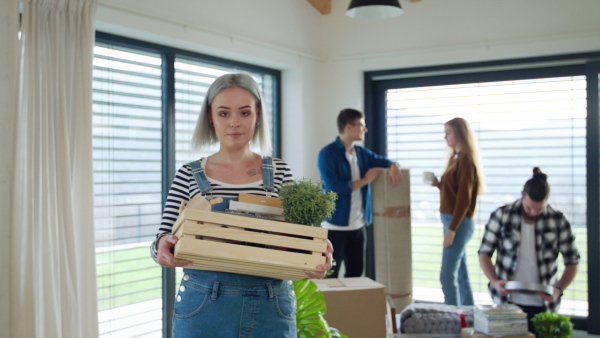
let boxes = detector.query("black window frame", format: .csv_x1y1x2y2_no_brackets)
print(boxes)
364,51,600,334
94,31,282,338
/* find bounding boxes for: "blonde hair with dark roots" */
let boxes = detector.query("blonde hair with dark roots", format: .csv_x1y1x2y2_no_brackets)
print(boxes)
191,73,272,154
445,117,486,195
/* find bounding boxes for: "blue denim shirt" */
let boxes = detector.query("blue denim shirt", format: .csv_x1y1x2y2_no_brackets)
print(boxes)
317,137,393,227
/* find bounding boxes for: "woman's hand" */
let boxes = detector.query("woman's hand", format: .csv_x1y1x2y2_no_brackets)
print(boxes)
156,235,194,268
443,230,456,248
431,176,440,188
304,239,334,279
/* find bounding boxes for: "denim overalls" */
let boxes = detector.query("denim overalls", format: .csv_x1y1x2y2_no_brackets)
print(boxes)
172,157,297,338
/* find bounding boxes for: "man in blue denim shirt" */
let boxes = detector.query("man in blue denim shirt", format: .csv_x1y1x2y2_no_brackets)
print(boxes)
318,108,402,278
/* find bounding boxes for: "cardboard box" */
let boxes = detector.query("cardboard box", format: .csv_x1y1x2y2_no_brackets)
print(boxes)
312,277,387,338
372,169,413,314
172,209,328,281
461,327,535,338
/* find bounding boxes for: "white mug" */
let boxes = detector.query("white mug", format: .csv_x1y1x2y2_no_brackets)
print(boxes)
423,171,435,184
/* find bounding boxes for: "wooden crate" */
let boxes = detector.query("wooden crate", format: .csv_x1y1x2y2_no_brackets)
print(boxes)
172,209,329,281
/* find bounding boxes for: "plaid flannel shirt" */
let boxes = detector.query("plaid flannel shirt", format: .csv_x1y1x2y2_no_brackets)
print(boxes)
478,199,580,312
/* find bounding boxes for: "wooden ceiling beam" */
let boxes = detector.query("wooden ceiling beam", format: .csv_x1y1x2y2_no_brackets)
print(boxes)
306,0,331,15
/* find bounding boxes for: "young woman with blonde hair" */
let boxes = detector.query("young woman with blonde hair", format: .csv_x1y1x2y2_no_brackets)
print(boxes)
150,73,333,337
432,117,485,306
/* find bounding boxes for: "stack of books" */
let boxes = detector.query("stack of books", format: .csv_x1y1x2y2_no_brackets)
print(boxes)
226,193,286,222
473,304,528,337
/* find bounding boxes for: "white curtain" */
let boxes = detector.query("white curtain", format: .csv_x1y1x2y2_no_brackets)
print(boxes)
12,0,99,337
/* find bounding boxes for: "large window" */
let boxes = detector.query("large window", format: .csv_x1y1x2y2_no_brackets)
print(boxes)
365,54,600,332
93,43,164,337
92,33,281,337
385,77,587,317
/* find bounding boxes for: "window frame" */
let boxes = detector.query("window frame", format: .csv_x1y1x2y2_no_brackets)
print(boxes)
95,31,282,338
364,52,600,334
95,32,282,158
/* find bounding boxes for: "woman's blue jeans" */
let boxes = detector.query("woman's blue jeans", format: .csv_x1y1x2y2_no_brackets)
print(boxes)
173,270,296,337
440,213,475,306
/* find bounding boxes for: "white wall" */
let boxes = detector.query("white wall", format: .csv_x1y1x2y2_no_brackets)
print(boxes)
96,0,600,179
325,0,600,60
308,0,600,178
98,0,325,62
96,0,327,177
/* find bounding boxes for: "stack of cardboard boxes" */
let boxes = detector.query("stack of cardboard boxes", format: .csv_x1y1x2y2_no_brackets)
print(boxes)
372,169,413,314
312,169,412,337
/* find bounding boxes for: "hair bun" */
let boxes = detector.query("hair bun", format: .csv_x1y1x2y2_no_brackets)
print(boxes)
532,167,547,181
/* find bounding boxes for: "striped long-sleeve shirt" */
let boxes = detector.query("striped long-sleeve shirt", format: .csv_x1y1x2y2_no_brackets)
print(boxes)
150,157,294,261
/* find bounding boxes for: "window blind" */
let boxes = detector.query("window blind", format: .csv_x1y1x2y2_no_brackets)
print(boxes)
93,43,164,337
385,76,588,317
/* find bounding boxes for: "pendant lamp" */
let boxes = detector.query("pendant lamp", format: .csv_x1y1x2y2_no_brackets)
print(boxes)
346,0,403,19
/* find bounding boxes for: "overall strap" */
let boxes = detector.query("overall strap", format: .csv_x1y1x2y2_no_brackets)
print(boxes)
189,159,213,194
261,156,275,195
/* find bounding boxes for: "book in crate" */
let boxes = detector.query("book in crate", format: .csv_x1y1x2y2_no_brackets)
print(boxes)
171,208,329,281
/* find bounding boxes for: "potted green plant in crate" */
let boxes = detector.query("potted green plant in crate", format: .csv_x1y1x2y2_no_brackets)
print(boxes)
279,178,345,337
279,178,337,227
531,312,574,338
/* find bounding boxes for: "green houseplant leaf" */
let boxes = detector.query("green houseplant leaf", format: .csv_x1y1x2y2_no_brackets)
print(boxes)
530,312,574,338
294,278,347,338
279,178,337,227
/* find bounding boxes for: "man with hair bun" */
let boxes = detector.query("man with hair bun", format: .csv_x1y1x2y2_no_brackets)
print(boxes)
478,167,580,333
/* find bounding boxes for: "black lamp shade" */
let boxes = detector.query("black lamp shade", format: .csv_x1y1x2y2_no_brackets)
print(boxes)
346,0,403,19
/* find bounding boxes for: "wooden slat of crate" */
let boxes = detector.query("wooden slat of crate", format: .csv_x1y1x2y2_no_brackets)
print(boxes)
175,235,326,280
174,220,327,252
181,253,314,275
172,209,328,280
177,235,325,270
176,252,309,280
172,209,327,240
